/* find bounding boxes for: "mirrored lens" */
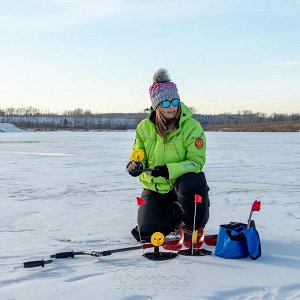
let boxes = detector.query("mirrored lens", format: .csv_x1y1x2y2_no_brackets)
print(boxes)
161,100,171,108
171,99,180,107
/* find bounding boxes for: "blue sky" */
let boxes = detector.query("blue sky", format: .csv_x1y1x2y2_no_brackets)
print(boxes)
0,0,299,114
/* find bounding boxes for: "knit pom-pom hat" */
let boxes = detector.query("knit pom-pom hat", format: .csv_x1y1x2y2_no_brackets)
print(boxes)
149,68,180,110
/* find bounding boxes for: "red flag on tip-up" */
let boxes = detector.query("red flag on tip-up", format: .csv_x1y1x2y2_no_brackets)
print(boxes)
251,200,261,212
194,194,202,203
136,197,146,206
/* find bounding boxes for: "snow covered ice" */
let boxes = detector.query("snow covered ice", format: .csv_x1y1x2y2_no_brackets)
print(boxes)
0,131,299,300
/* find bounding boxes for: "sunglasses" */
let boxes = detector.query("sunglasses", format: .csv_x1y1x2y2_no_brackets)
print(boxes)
161,99,180,109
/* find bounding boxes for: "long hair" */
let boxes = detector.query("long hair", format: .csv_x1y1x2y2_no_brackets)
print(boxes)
155,105,181,143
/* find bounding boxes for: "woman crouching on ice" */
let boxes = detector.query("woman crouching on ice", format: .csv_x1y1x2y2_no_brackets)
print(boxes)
127,68,210,242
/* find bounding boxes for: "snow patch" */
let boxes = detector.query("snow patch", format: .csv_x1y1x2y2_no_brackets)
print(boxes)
0,123,23,132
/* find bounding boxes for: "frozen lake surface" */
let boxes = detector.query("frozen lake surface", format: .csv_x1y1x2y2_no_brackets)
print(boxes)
0,131,299,299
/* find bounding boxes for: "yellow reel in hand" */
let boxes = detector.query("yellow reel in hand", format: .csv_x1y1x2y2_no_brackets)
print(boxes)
132,149,144,162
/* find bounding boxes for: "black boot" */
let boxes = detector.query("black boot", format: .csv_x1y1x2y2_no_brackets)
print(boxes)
131,227,151,243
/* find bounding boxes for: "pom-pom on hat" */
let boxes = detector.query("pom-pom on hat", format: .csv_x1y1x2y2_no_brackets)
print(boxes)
149,68,180,110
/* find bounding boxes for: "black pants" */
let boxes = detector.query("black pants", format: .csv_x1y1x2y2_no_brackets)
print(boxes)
132,172,210,241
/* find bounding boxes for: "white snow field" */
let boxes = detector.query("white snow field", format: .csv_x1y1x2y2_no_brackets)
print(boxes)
0,131,299,300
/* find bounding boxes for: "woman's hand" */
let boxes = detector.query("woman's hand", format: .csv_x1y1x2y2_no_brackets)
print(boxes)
151,165,169,179
126,161,143,177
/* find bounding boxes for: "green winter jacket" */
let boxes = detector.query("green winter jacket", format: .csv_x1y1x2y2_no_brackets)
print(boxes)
130,102,206,194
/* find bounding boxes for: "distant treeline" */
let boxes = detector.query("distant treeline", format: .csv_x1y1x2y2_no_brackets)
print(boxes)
1,107,299,130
